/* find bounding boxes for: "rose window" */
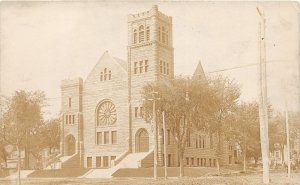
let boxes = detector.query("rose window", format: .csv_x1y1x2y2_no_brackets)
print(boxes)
97,101,117,126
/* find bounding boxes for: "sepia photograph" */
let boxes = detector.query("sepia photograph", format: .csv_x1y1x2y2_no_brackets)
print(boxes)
0,1,299,184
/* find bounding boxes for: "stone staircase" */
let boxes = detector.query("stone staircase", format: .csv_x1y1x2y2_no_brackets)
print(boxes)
61,153,80,168
82,151,152,178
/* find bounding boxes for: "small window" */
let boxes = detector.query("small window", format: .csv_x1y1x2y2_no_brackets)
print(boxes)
163,62,166,74
69,115,72,124
72,115,75,124
104,68,107,80
134,62,138,74
135,107,138,117
100,72,103,81
144,60,148,72
186,157,189,165
103,156,108,167
104,131,109,144
167,129,171,145
96,157,101,168
197,158,200,166
209,159,212,167
158,27,161,41
160,61,163,73
166,63,169,75
68,98,71,108
139,25,144,43
108,70,111,80
139,61,143,73
146,26,150,41
162,27,165,43
166,31,169,45
87,157,92,168
191,158,194,166
66,115,68,124
202,138,205,148
97,132,102,145
140,107,143,118
133,29,137,44
161,129,164,145
111,131,117,144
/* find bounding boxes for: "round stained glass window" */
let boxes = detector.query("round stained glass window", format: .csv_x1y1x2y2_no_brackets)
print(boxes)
97,101,117,126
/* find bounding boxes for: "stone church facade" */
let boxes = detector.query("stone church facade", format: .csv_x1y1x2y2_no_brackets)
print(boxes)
60,5,234,169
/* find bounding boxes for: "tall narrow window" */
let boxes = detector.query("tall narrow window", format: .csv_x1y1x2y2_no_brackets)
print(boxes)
202,138,205,148
139,25,144,42
135,107,138,117
104,131,109,144
97,132,102,144
108,70,111,80
111,131,117,144
160,61,163,73
139,61,143,73
104,68,107,80
186,130,191,147
166,30,169,45
161,128,164,145
68,98,71,108
166,63,169,75
144,60,148,72
72,115,75,124
69,115,72,124
103,156,108,167
196,134,198,148
162,27,165,43
65,115,68,124
96,157,101,168
140,107,143,118
163,62,166,74
87,157,92,168
158,27,161,41
167,129,171,145
100,72,103,81
146,26,150,41
133,29,137,44
134,62,138,74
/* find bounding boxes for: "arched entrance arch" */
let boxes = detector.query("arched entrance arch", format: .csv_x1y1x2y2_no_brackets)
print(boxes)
65,134,76,156
135,128,149,153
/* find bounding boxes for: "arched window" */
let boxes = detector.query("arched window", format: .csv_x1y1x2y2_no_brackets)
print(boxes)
146,26,150,41
139,25,144,43
108,70,111,80
104,68,107,80
133,29,137,44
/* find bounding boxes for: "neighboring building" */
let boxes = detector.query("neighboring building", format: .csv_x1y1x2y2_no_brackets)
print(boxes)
60,5,233,169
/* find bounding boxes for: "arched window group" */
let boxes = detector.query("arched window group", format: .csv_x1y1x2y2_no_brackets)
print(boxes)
100,68,111,81
133,25,150,44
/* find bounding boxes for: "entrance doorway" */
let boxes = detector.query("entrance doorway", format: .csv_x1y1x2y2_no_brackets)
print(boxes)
135,129,149,152
65,135,76,156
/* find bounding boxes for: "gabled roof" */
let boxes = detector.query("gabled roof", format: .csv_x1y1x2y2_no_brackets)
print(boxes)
112,56,127,71
84,51,127,82
193,60,206,81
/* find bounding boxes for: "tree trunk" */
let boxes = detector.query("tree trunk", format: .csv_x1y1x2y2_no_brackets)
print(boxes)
179,149,184,178
216,132,221,174
17,145,21,185
243,155,247,172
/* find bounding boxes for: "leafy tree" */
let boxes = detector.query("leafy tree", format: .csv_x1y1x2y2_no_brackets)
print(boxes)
142,76,218,177
1,90,45,170
206,75,241,173
231,101,260,171
40,118,61,154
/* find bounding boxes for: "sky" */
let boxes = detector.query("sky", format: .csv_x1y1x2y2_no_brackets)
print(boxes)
0,1,299,118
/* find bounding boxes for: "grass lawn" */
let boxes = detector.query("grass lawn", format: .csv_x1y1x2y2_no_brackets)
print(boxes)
0,172,299,185
113,167,237,177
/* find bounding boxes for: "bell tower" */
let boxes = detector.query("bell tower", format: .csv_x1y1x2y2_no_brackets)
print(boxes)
127,5,174,153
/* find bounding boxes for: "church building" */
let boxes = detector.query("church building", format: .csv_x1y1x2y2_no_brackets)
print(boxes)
60,5,234,170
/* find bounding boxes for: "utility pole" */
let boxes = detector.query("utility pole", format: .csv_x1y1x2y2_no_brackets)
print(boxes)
257,6,270,184
162,111,167,179
149,91,159,180
285,101,291,178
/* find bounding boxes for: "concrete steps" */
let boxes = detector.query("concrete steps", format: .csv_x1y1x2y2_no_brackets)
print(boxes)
82,151,152,178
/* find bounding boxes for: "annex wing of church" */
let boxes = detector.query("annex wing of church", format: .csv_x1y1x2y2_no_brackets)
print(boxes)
60,5,235,169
